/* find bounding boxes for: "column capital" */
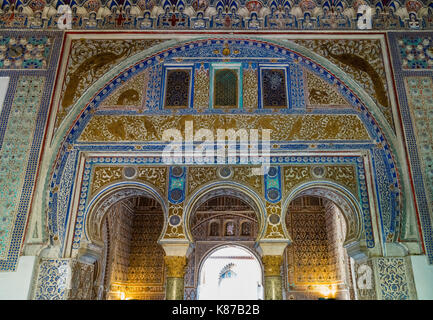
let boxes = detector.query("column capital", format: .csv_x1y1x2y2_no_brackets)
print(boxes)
164,255,187,278
160,242,192,257
262,255,283,277
258,241,288,256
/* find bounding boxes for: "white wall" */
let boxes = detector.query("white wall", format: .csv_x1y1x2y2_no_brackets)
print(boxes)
0,77,9,115
0,256,37,300
410,255,433,300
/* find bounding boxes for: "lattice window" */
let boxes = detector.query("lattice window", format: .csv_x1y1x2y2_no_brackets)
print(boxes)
164,69,191,108
214,69,238,108
209,221,220,236
241,222,251,236
262,68,287,108
225,221,236,236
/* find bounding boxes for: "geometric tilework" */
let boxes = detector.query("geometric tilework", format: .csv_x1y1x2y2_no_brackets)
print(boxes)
0,76,44,259
405,76,433,237
34,259,70,300
398,37,433,70
0,35,52,70
372,148,395,242
0,30,62,271
374,257,416,300
55,150,79,251
388,32,433,264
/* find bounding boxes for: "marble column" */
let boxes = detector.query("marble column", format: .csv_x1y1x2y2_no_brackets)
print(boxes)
262,255,283,300
164,255,187,300
161,243,191,300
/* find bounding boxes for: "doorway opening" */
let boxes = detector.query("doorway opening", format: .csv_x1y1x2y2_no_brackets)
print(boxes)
99,195,165,300
187,192,263,300
285,195,356,300
197,245,264,300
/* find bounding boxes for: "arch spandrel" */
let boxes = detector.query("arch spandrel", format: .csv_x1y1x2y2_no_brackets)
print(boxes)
43,36,408,257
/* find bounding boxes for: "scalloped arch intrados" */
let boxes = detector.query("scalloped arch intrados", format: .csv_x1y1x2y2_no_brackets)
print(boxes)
84,184,167,245
283,185,363,246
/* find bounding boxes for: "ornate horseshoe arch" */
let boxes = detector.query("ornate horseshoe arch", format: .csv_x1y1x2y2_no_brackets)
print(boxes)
83,182,168,246
182,181,269,242
40,35,409,261
281,181,365,250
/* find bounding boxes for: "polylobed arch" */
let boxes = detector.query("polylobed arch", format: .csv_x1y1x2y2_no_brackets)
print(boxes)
183,181,268,242
281,181,365,249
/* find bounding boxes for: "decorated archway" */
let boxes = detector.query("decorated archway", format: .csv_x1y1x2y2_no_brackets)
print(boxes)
41,36,406,255
184,182,268,242
29,34,420,300
76,183,167,300
282,181,367,250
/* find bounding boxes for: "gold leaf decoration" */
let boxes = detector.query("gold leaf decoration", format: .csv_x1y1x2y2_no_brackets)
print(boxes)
282,165,358,196
91,166,168,197
294,39,394,131
79,114,371,142
137,167,168,196
100,72,146,109
91,166,123,195
193,64,210,111
305,70,348,106
55,39,163,132
243,65,258,112
162,203,186,239
187,166,218,196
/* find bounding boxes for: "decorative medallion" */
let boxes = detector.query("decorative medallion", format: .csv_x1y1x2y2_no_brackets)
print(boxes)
268,213,281,225
169,215,181,226
218,166,233,179
311,166,326,178
123,166,137,179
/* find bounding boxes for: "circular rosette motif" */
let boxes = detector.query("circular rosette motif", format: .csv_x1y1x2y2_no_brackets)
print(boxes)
123,166,137,179
218,166,233,179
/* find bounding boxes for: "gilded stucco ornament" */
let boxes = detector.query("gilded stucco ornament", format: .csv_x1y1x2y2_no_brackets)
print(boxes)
263,202,286,240
162,203,187,240
90,166,167,198
262,255,283,277
164,256,188,278
78,114,371,142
